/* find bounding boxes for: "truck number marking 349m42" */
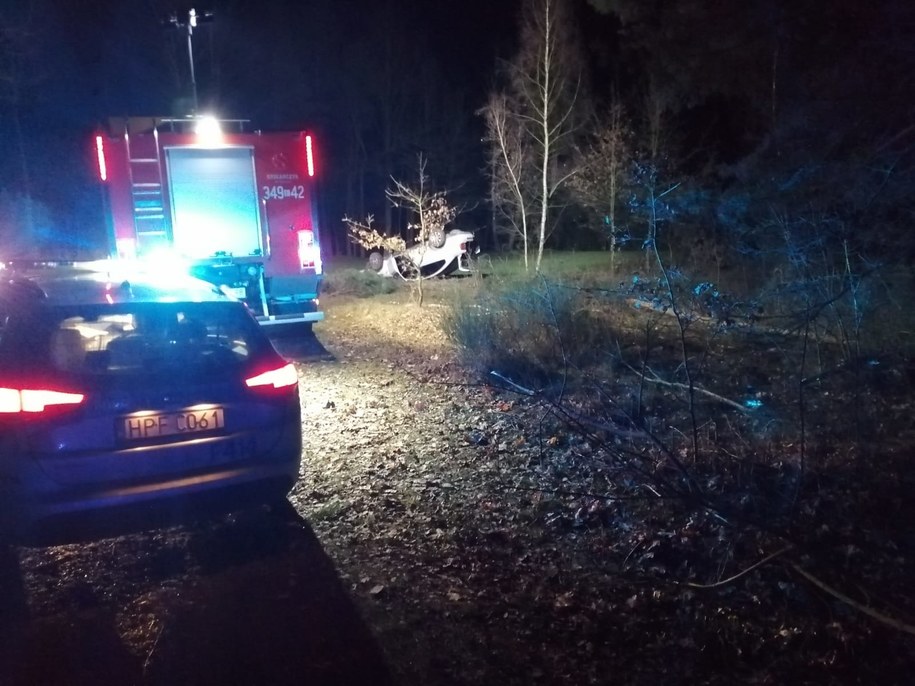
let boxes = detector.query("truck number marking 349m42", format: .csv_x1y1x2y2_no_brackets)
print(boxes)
262,185,306,200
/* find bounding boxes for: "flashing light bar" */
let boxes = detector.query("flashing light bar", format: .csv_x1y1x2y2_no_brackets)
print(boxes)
305,135,315,177
95,135,108,181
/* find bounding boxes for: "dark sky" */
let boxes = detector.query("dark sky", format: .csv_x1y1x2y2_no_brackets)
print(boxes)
0,0,523,241
24,0,520,125
15,0,907,251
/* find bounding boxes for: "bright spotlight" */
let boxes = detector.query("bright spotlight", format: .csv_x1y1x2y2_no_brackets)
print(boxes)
195,115,222,145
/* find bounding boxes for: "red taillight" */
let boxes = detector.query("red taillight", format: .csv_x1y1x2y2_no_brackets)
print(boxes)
95,135,108,182
0,386,85,413
305,135,315,177
245,363,298,390
298,229,322,272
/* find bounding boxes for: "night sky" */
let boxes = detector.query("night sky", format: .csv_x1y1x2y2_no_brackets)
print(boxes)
2,0,913,258
26,0,520,118
1,0,523,251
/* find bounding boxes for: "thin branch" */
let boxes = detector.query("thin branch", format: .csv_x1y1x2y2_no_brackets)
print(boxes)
789,563,915,637
625,362,752,414
489,370,536,396
657,182,682,198
687,546,793,589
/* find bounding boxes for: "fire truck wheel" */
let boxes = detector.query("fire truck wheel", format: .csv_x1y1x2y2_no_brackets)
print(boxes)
367,251,384,272
427,228,446,249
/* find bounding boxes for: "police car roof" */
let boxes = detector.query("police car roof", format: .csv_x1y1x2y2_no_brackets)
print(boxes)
0,260,228,306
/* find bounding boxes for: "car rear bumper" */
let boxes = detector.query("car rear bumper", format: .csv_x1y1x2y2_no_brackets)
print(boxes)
31,460,298,518
1,427,301,536
14,474,298,545
3,463,298,544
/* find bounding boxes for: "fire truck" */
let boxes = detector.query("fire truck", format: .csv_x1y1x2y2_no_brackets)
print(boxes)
94,116,324,328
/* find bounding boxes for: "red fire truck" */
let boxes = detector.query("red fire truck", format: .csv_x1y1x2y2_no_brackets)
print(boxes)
94,116,324,328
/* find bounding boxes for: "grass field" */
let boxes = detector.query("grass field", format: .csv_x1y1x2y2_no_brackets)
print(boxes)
324,246,915,355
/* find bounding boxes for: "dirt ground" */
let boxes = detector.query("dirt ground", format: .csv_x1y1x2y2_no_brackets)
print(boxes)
2,281,914,685
292,287,915,686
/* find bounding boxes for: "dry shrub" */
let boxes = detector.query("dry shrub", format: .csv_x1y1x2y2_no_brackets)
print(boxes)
442,278,612,390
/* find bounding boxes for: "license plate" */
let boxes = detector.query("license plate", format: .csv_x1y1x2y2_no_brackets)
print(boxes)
121,407,225,441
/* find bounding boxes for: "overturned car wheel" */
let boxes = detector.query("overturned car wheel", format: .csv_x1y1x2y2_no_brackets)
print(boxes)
427,228,446,249
367,251,384,272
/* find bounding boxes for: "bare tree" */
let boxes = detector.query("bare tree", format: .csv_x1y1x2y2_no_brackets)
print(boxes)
570,103,632,273
643,74,672,162
629,159,680,274
345,155,457,306
481,92,533,267
482,0,583,271
385,156,457,306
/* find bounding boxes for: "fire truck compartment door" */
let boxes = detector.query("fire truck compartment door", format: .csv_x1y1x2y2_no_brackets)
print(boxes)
166,146,263,259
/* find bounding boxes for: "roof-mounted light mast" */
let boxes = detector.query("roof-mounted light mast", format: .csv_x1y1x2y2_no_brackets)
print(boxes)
168,8,214,115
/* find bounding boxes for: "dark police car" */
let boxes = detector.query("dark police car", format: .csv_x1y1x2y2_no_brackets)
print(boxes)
0,261,302,539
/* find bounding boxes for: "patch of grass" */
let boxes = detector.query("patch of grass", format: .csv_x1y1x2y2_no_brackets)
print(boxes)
324,254,370,271
481,249,645,285
482,250,915,356
323,267,400,298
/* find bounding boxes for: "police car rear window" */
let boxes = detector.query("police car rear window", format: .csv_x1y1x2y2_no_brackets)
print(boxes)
1,301,267,376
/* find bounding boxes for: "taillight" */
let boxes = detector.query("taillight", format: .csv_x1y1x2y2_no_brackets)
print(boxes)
245,363,298,390
297,229,323,273
305,135,315,177
0,386,85,413
95,135,108,181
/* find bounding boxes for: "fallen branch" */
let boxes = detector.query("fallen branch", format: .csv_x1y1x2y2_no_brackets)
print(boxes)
489,370,536,396
687,546,793,589
552,406,650,441
789,563,915,637
622,361,751,414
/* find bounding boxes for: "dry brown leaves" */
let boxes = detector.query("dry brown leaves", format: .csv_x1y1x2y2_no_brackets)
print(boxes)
293,286,915,685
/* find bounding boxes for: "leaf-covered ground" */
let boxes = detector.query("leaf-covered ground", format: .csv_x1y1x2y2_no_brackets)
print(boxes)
3,281,913,685
294,283,915,685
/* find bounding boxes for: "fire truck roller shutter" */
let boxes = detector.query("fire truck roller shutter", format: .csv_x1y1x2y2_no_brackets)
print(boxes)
165,146,264,260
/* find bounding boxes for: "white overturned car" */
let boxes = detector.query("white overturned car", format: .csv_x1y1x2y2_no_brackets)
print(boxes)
368,229,476,279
